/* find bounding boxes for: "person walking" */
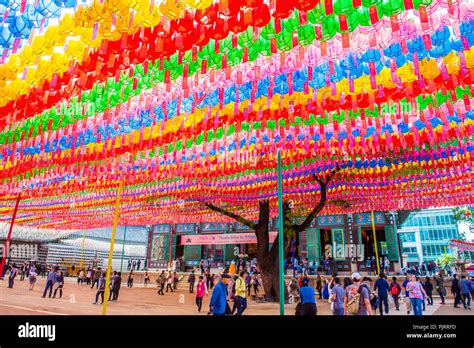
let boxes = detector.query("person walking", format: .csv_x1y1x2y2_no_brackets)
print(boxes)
210,274,215,289
91,268,101,289
195,276,206,312
28,269,37,291
53,271,64,299
389,277,402,311
188,271,196,293
371,256,377,275
344,272,372,316
288,278,301,307
459,275,472,310
127,271,134,288
144,271,150,286
113,272,122,301
384,257,390,275
330,277,344,316
433,271,446,304
245,272,251,296
374,273,390,316
402,275,412,314
86,268,92,285
406,274,427,316
298,277,316,315
7,264,18,289
205,270,211,290
173,272,179,291
20,263,27,281
42,268,57,298
209,273,231,316
108,271,118,301
252,273,260,296
93,272,106,305
315,275,322,299
424,277,434,306
157,271,166,295
451,274,462,308
234,271,248,316
78,270,85,284
365,258,372,276
166,272,174,292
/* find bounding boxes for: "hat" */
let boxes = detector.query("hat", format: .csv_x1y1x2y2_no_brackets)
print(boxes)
302,278,310,286
221,273,232,279
351,272,361,280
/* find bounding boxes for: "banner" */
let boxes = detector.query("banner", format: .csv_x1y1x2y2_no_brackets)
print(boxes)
181,232,278,246
448,239,474,252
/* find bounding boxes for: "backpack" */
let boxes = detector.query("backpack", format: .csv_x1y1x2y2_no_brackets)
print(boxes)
390,283,400,296
346,287,361,315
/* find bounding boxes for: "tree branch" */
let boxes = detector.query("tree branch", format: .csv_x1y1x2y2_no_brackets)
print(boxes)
295,166,342,233
203,202,256,229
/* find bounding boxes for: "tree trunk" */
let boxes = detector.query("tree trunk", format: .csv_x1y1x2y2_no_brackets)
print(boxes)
201,167,342,303
260,231,289,303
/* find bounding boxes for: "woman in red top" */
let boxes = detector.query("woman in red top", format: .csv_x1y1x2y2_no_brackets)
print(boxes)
195,276,206,312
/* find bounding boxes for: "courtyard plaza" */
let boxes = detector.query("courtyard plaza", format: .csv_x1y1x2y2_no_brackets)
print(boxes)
0,275,470,316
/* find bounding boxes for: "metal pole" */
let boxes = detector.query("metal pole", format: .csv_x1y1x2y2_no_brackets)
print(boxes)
80,229,86,269
392,212,403,269
120,226,127,272
169,227,174,270
371,210,380,275
291,239,295,278
277,149,285,315
102,181,123,315
0,193,21,278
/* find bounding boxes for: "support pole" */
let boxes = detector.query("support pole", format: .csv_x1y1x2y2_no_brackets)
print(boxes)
120,226,127,272
371,210,380,275
102,181,123,315
80,229,86,269
291,239,295,278
277,149,285,315
0,193,21,278
169,227,174,270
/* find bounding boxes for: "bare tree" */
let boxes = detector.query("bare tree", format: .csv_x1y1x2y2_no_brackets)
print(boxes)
204,166,341,302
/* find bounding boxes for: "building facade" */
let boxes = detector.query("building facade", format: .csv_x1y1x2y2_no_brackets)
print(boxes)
398,208,460,265
146,211,401,272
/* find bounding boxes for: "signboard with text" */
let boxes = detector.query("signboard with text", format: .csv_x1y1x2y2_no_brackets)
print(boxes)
181,232,278,245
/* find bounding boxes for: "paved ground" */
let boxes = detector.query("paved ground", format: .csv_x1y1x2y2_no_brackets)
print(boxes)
0,277,470,315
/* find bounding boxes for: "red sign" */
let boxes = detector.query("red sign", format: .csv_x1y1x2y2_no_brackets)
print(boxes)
181,232,278,245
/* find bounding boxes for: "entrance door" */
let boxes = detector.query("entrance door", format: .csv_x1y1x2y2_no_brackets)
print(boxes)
246,243,258,259
361,228,387,261
175,236,184,259
320,229,333,259
202,245,224,267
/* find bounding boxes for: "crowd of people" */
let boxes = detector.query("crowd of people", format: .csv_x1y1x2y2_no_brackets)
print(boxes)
287,270,473,316
2,255,473,316
185,257,262,315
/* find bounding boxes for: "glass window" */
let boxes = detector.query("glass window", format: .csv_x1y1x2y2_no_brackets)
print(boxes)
436,216,441,225
452,229,459,239
439,215,446,225
449,216,454,225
